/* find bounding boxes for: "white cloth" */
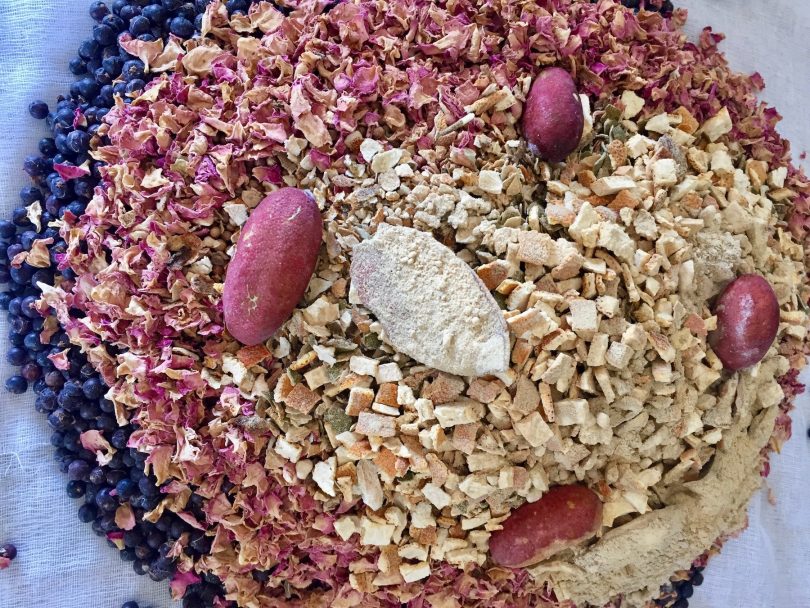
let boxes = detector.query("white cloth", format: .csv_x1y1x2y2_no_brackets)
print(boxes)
0,2,807,607
678,5,810,607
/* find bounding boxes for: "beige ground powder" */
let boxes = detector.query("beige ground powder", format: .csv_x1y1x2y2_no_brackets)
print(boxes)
350,224,510,377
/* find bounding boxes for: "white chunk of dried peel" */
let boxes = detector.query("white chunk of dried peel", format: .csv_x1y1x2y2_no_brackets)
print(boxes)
371,149,403,173
312,457,337,497
434,400,485,428
422,483,452,509
360,518,396,546
591,176,636,197
702,106,732,142
356,460,384,510
621,90,645,119
400,562,431,583
360,138,383,162
478,170,503,194
351,225,509,377
223,203,249,226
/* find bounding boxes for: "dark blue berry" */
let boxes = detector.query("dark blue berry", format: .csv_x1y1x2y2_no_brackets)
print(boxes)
23,331,46,352
66,480,87,499
28,100,49,120
31,269,54,287
21,295,39,318
80,377,104,400
76,78,101,102
90,1,111,20
169,16,194,37
48,408,75,430
163,0,184,9
100,513,119,532
102,55,124,77
19,186,42,205
10,265,34,286
55,106,76,128
116,478,137,500
122,530,144,549
48,177,69,199
95,487,118,512
4,375,27,394
12,206,32,226
134,544,152,560
67,200,87,217
94,67,113,86
0,544,17,560
120,5,141,21
78,503,98,523
23,155,51,178
148,560,174,581
21,362,42,382
36,389,58,411
111,428,130,449
69,56,88,75
120,548,137,562
189,530,212,554
129,15,151,35
177,2,196,20
122,59,145,81
79,401,101,420
138,477,160,498
10,317,31,334
122,602,139,608
102,13,126,32
78,39,101,61
68,459,92,481
93,23,117,46
677,581,694,599
45,371,65,390
142,4,167,23
126,79,146,95
89,466,107,486
95,414,116,433
0,220,15,239
38,137,57,156
225,0,249,14
75,179,96,199
6,346,27,366
133,559,150,576
6,243,24,260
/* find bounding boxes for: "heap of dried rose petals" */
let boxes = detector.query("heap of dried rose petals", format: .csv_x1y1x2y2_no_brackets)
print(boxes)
37,1,810,607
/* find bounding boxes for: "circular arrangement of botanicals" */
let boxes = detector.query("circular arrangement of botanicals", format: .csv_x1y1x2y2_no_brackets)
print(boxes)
2,2,809,608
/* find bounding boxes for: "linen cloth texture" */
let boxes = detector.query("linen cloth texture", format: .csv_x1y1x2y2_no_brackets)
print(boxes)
0,1,808,607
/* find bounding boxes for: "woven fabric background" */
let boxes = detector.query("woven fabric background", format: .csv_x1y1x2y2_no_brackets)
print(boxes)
0,1,807,607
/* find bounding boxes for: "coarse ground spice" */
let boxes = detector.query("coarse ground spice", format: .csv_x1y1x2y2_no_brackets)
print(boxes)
34,1,810,607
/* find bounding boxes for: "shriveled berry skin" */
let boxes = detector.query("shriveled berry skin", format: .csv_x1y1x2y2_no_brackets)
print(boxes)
708,274,780,371
521,67,585,163
223,188,322,346
489,484,602,568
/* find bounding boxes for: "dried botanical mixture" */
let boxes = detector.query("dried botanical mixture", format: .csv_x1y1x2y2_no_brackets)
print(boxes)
36,1,810,607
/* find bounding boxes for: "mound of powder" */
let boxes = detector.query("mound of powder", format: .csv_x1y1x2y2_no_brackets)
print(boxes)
350,224,510,377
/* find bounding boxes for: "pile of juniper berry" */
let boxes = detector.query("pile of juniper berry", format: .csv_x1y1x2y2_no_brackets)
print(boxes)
1,2,264,607
1,1,700,607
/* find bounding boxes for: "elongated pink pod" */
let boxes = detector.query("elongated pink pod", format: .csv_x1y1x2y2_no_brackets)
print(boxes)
223,188,322,346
